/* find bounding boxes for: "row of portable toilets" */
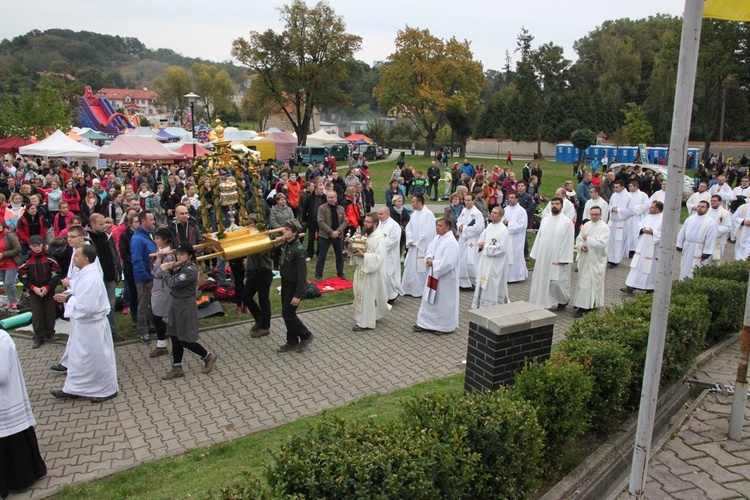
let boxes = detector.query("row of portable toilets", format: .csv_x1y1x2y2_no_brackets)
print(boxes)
555,144,701,169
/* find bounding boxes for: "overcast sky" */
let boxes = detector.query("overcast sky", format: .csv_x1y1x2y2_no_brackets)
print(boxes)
1,0,685,71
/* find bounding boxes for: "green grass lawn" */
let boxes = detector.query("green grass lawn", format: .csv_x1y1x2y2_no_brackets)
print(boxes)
52,375,465,499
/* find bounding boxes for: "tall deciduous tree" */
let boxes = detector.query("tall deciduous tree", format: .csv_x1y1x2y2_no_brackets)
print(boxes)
374,26,484,157
191,63,234,121
621,102,654,145
152,66,191,125
231,0,361,145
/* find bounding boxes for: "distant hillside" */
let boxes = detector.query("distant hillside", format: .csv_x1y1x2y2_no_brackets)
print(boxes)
0,29,243,93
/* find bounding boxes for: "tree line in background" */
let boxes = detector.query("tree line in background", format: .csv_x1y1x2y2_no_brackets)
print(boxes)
2,4,748,158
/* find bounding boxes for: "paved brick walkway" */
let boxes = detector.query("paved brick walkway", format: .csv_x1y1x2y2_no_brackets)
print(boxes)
7,252,750,498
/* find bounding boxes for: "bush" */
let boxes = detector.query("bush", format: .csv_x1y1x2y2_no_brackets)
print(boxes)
695,259,750,283
673,277,746,342
558,338,632,436
567,293,709,410
402,390,545,499
512,354,594,473
266,416,477,499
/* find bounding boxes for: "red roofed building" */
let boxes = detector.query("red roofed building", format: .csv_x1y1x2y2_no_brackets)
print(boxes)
97,88,161,116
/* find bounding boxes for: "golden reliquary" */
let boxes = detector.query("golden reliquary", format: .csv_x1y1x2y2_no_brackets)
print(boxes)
219,178,239,206
344,228,368,264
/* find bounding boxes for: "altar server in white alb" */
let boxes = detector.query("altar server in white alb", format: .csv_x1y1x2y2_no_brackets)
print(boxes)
676,201,718,280
457,193,485,289
733,200,750,261
649,180,667,205
622,201,664,294
572,206,610,316
52,245,118,403
583,186,609,224
732,176,750,204
621,180,650,255
401,195,436,297
708,175,735,209
686,181,711,216
472,206,512,309
607,180,631,267
503,192,528,283
529,198,575,310
377,206,404,304
542,187,577,223
350,213,391,331
413,218,460,334
707,194,732,261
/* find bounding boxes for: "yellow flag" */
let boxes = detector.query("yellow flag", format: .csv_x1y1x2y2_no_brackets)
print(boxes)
704,0,750,21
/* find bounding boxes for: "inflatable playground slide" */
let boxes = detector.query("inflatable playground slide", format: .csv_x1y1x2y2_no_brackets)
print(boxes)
78,86,134,136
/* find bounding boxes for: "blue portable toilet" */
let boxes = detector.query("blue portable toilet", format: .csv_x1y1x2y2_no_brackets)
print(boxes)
566,145,576,163
556,144,566,163
619,147,638,163
686,148,700,169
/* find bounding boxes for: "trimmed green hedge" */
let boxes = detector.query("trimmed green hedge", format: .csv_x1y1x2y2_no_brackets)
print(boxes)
695,259,750,283
559,338,631,436
673,277,746,343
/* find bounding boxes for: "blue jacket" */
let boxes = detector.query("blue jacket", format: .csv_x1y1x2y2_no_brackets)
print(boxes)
461,163,475,179
131,227,157,284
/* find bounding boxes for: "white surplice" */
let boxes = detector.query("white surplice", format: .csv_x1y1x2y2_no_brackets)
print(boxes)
686,191,710,215
503,204,528,282
353,229,391,329
620,189,650,253
471,221,511,308
572,220,610,310
62,263,118,398
607,189,631,264
626,213,663,290
416,233,460,333
378,217,404,300
541,197,577,223
708,206,732,260
583,197,610,223
0,330,36,438
709,182,735,209
676,213,718,280
59,253,103,368
733,203,750,261
401,207,436,297
529,213,574,308
457,205,485,287
649,190,665,205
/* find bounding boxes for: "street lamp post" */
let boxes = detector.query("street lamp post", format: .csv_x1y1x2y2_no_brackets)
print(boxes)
184,92,199,160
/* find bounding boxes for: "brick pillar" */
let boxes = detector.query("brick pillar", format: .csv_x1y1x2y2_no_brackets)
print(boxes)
465,302,556,394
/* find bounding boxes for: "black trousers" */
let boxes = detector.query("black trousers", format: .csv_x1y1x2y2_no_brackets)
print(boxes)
229,259,245,304
123,265,138,322
281,282,311,345
153,315,167,341
29,292,56,341
243,269,273,329
170,336,208,365
427,179,438,198
315,237,344,280
306,222,318,257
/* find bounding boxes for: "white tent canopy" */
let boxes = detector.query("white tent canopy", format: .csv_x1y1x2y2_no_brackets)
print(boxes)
306,129,346,146
19,130,100,158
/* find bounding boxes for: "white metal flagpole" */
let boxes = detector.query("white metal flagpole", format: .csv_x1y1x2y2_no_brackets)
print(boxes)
628,0,704,497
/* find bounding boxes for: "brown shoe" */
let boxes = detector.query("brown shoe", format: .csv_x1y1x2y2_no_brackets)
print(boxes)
251,328,270,338
162,366,185,380
51,389,79,399
202,353,217,374
620,286,634,295
250,322,261,332
149,347,169,358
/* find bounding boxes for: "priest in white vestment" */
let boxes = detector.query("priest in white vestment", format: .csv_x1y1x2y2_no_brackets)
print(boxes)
52,245,118,401
623,201,664,293
377,207,404,303
708,175,735,209
351,214,391,331
572,206,610,314
583,186,609,224
401,195,436,297
503,192,528,282
414,219,460,334
529,198,575,310
732,201,750,261
472,206,511,308
732,177,750,205
686,181,711,215
649,180,667,205
676,201,719,280
456,193,485,288
707,195,732,261
621,180,650,254
541,187,577,222
607,181,631,266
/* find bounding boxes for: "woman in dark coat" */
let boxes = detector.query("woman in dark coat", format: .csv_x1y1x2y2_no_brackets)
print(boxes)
160,243,217,380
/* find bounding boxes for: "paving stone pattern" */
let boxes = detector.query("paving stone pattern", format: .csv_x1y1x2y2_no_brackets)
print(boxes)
8,251,750,498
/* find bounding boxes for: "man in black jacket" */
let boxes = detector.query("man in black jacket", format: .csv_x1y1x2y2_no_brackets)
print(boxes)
302,183,326,260
86,213,122,338
427,161,440,201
